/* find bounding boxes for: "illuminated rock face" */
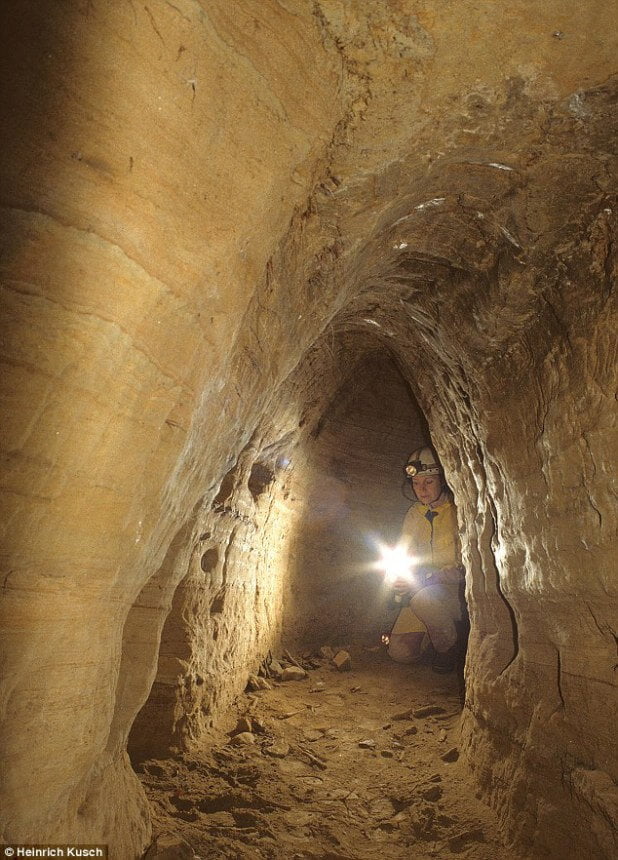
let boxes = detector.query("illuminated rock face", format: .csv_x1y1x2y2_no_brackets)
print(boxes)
0,1,616,857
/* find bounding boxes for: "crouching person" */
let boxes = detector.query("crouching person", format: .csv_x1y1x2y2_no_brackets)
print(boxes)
388,446,467,674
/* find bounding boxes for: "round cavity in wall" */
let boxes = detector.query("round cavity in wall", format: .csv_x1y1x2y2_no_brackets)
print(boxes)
248,461,275,500
200,547,219,573
212,468,236,509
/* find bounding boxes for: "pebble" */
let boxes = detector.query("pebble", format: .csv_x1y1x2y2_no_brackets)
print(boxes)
143,762,167,777
231,717,252,736
247,674,272,692
310,681,326,692
320,645,335,659
358,739,377,749
265,740,290,758
402,726,418,737
269,659,284,678
412,705,446,718
423,785,443,802
251,716,267,734
332,650,352,671
280,666,307,682
304,729,324,742
448,828,485,851
230,732,255,746
441,747,460,762
283,810,314,828
390,708,414,721
145,835,195,859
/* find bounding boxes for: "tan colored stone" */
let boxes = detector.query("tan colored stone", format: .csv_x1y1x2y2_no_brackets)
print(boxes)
332,651,352,672
0,1,615,858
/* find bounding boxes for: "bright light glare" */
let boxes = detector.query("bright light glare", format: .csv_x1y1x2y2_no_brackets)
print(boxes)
375,543,417,584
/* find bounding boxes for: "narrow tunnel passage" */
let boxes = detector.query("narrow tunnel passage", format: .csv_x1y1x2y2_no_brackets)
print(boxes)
128,344,485,858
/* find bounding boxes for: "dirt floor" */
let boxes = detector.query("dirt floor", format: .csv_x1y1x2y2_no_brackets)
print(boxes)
137,646,516,859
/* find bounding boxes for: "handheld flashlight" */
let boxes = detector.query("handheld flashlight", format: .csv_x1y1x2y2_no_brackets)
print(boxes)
375,543,417,585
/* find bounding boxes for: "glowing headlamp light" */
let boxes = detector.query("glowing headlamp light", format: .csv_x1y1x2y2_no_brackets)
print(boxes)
404,461,440,477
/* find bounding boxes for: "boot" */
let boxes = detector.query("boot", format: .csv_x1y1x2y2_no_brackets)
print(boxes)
431,646,458,674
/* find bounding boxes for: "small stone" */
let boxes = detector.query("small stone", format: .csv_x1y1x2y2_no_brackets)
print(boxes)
230,731,255,746
304,729,324,742
358,739,377,749
202,811,235,828
269,659,284,678
170,794,195,811
402,726,418,736
145,835,195,859
350,685,361,693
251,716,267,734
391,708,414,721
143,762,167,777
320,645,335,659
332,650,352,671
283,809,314,828
423,785,443,802
412,705,446,718
246,674,272,692
265,740,290,758
441,747,459,762
310,681,326,692
381,750,394,758
280,665,307,681
439,729,447,743
448,828,485,851
231,716,253,736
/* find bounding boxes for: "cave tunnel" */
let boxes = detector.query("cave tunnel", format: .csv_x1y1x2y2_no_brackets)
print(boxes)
0,2,616,859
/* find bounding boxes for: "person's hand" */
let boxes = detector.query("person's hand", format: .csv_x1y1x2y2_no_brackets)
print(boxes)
392,577,412,593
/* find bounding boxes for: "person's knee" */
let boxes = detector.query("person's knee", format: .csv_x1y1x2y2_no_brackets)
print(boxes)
388,632,426,664
410,583,440,613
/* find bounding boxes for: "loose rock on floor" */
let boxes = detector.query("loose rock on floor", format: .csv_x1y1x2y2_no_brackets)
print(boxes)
137,647,516,859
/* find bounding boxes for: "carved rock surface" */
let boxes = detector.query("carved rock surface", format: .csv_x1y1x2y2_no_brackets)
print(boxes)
0,1,616,858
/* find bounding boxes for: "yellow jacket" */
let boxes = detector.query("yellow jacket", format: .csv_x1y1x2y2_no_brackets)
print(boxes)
390,499,462,636
400,498,461,576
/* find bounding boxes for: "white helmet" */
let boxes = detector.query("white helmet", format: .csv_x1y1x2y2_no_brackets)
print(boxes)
404,446,443,478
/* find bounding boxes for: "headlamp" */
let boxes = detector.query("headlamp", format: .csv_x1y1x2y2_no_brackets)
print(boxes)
404,461,441,477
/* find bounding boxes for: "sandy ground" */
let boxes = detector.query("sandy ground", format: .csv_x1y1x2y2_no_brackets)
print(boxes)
138,647,516,859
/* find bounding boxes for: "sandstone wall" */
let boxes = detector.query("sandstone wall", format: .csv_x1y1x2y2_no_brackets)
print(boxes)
0,1,342,852
0,1,616,857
